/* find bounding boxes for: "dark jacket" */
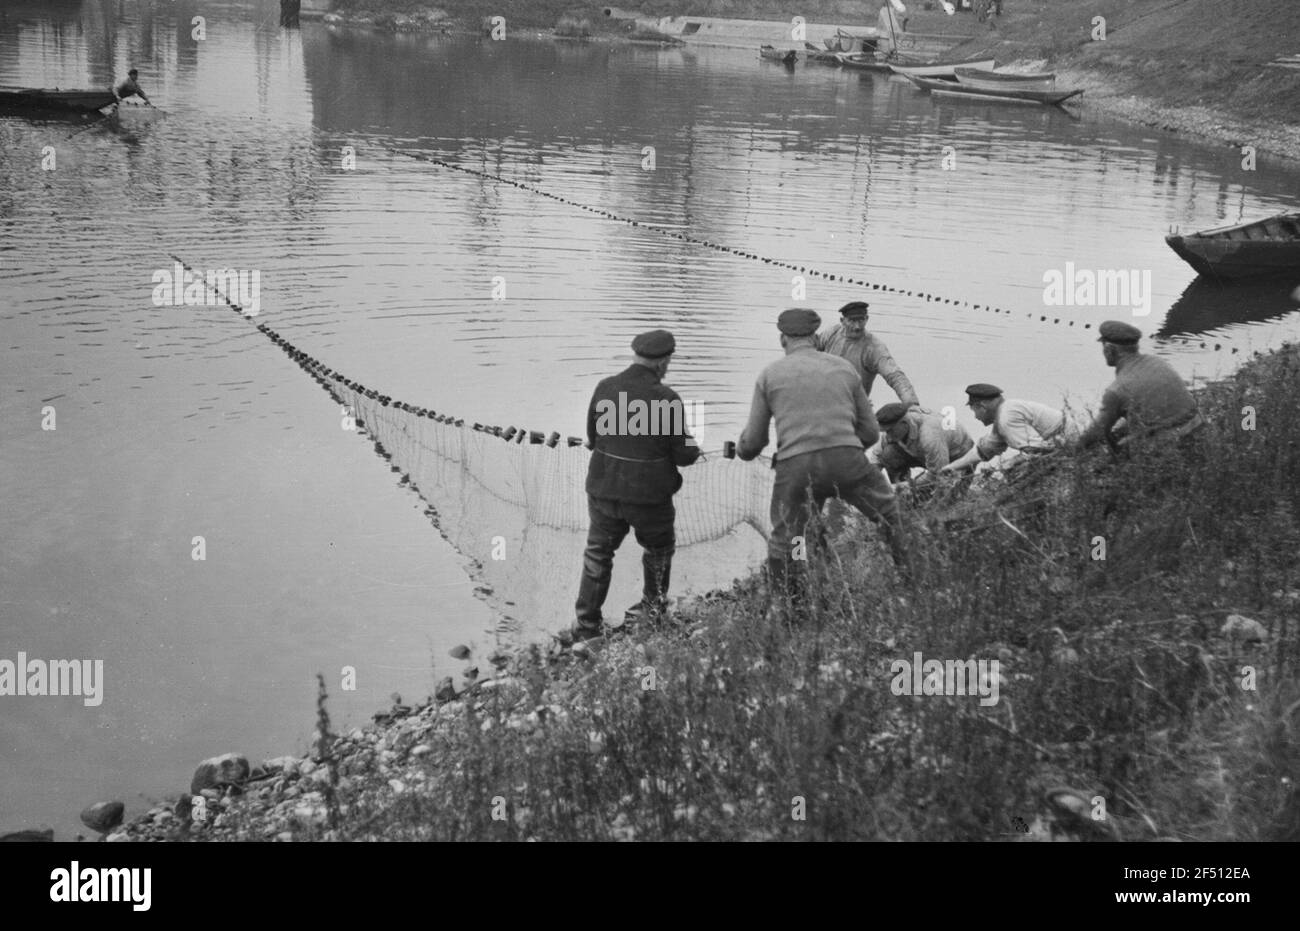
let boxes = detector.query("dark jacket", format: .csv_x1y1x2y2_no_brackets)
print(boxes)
585,364,701,504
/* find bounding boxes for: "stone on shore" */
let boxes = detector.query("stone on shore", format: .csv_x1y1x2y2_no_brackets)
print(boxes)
190,753,251,795
0,827,54,841
80,800,125,834
434,676,457,703
1221,614,1267,642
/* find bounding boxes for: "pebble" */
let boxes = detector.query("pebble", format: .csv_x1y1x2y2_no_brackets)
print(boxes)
190,752,250,796
1221,614,1267,642
79,801,125,834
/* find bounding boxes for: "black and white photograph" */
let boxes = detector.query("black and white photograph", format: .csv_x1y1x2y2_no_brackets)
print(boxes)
0,0,1295,901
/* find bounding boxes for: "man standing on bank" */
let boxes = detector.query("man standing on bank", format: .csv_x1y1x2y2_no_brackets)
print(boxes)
739,309,907,613
1076,321,1203,452
816,301,920,407
572,329,701,643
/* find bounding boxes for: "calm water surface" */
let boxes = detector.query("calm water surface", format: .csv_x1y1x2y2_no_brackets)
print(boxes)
2,0,1298,835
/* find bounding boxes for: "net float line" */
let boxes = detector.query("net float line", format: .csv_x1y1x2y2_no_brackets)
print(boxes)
170,254,775,549
383,144,1240,355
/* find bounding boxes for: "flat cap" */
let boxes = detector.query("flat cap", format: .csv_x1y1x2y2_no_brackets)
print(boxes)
777,308,821,337
631,329,675,358
837,301,870,319
965,383,1003,400
1097,320,1141,344
876,402,908,427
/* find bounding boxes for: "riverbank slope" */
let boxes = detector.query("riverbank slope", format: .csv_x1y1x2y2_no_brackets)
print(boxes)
100,343,1300,842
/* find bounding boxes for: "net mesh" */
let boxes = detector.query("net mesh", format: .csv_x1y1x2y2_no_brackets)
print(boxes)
257,321,775,635
177,256,776,635
335,375,775,547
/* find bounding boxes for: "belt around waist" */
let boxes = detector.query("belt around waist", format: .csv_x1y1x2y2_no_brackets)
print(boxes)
1123,409,1204,444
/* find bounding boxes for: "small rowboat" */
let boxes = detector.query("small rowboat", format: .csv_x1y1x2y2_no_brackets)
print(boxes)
826,30,876,53
904,74,1082,106
759,45,798,65
888,56,998,79
0,87,117,112
837,52,892,72
803,43,843,64
955,66,1055,91
1165,212,1300,280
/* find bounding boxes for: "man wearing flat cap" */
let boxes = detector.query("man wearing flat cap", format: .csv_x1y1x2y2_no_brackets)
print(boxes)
573,329,701,641
942,384,1073,473
739,308,906,613
1077,321,1201,451
871,403,973,482
816,301,920,407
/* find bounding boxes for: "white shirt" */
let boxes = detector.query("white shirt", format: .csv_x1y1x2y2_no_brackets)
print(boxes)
976,398,1070,460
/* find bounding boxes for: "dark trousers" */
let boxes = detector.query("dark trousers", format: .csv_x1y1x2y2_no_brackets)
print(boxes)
767,446,905,600
575,496,675,630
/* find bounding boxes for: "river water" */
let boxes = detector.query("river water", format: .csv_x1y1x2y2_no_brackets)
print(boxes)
2,0,1298,836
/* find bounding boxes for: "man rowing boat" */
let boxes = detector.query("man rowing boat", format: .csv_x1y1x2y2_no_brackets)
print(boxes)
114,69,150,105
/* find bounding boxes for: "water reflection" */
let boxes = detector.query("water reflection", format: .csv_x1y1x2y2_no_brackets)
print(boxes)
1162,275,1300,338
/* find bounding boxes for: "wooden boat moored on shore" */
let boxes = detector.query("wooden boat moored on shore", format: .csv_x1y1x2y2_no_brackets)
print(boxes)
759,45,798,65
803,43,843,64
955,66,1056,91
888,56,997,78
0,87,116,112
1165,213,1300,280
904,73,1082,106
836,52,892,72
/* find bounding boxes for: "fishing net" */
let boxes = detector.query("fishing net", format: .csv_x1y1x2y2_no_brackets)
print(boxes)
333,378,775,547
258,322,775,635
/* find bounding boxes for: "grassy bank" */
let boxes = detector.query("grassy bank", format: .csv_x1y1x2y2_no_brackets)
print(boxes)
118,343,1300,842
943,0,1300,160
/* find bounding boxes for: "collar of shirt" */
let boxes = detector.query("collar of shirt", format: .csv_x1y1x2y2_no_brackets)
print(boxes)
623,362,662,384
1113,352,1142,375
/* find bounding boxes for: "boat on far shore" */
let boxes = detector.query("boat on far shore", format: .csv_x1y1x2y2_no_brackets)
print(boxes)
759,45,798,65
0,87,116,112
1166,212,1300,280
803,43,843,64
903,73,1082,106
888,56,998,79
836,52,893,72
955,66,1056,92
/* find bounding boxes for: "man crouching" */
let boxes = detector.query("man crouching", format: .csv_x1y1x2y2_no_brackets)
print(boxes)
572,329,701,642
738,309,908,618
